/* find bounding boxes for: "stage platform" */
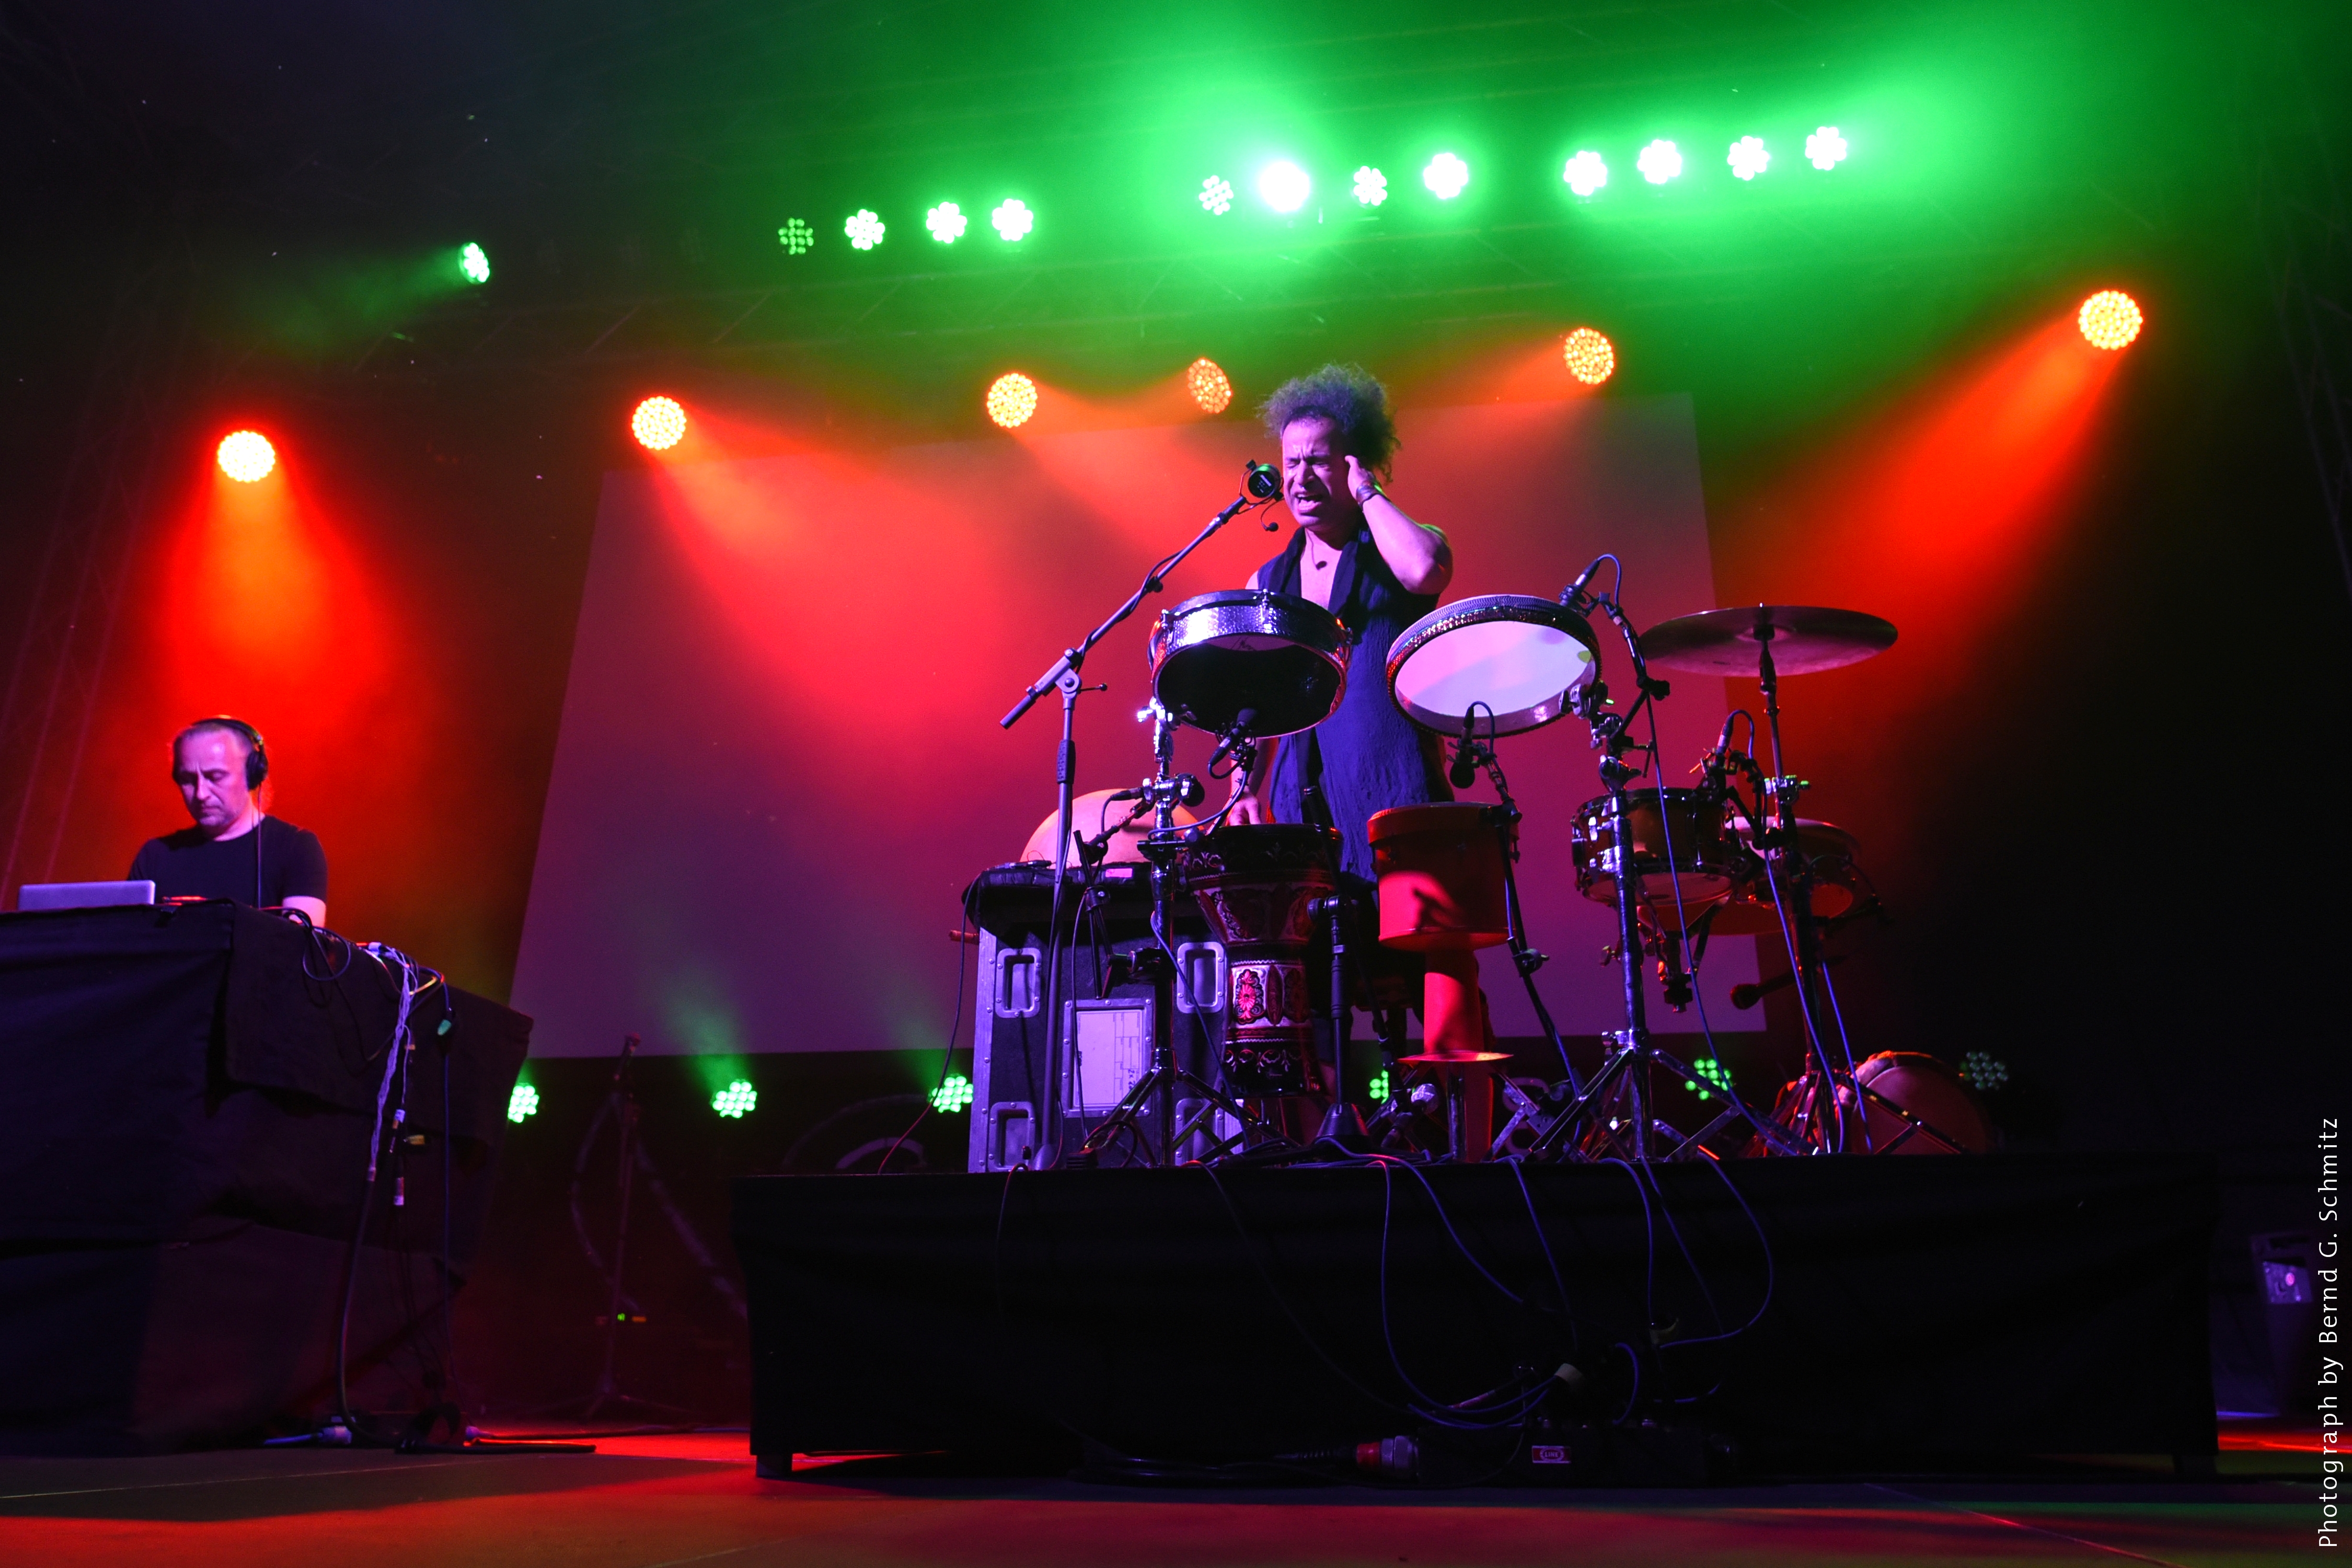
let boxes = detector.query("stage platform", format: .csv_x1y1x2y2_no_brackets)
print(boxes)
734,1154,2221,1479
0,1427,2318,1566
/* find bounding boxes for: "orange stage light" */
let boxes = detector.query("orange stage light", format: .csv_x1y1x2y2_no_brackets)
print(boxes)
986,373,1039,430
216,430,277,482
2077,290,2142,351
632,396,688,451
1562,328,1616,386
1185,358,1234,414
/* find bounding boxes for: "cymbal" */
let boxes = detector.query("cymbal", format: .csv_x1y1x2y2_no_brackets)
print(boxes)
1640,605,1897,677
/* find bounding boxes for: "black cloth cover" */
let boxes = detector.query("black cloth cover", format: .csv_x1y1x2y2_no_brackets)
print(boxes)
0,902,529,1452
734,1155,2217,1470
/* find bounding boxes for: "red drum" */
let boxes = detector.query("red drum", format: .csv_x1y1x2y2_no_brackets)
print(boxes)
1852,1052,1992,1154
1570,789,1738,930
1757,1051,1992,1157
1366,803,1512,952
1182,825,1338,1098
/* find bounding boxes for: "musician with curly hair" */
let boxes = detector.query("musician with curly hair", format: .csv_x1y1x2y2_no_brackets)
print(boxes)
1229,363,1454,882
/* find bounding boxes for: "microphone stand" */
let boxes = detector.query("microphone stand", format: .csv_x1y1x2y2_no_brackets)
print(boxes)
999,465,1274,1165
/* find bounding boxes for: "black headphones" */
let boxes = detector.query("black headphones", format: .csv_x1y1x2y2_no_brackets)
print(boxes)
181,716,270,790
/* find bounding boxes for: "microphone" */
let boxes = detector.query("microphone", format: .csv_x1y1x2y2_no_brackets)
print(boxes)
1244,460,1280,500
1207,709,1258,775
1561,555,1607,614
1703,714,1740,786
1448,710,1480,790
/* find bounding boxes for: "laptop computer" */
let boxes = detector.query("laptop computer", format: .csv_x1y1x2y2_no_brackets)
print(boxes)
15,880,157,912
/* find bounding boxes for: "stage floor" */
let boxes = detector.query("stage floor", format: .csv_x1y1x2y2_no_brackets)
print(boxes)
0,1428,2319,1566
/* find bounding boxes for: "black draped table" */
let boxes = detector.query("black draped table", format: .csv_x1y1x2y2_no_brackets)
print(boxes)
0,902,528,1454
734,1155,2217,1478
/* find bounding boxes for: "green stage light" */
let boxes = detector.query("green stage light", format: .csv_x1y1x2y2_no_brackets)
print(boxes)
458,243,491,284
507,1081,539,1123
1422,152,1469,200
926,202,968,243
778,218,815,256
1805,126,1848,171
1366,1068,1391,1103
216,430,276,482
1959,1051,2010,1091
1693,1056,1733,1099
1563,150,1608,198
844,209,886,250
991,199,1034,241
1258,160,1310,214
713,1079,758,1119
1636,139,1682,185
1199,176,1235,215
1726,136,1770,181
931,1074,975,1113
1353,166,1388,206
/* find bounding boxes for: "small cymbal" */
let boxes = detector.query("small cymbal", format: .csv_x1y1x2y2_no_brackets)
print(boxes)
1640,604,1897,677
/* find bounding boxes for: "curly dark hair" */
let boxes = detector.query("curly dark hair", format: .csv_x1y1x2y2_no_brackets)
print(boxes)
1261,363,1399,474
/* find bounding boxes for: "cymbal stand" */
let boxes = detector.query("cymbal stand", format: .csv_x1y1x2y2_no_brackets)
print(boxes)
1751,629,1871,1154
1076,706,1282,1167
1526,597,1805,1163
1000,465,1276,1165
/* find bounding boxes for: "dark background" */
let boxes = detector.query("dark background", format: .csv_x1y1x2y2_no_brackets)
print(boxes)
1,0,2346,1422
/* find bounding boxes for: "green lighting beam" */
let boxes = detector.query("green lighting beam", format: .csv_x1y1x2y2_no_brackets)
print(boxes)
991,199,1034,241
1257,160,1310,214
458,243,491,284
1422,152,1470,199
1636,139,1683,185
926,202,968,243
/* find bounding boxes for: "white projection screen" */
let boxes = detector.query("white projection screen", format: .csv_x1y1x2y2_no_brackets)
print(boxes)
512,393,1759,1056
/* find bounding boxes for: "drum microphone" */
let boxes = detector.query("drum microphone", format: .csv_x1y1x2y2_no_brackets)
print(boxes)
1448,710,1481,790
1207,709,1258,775
1561,555,1608,614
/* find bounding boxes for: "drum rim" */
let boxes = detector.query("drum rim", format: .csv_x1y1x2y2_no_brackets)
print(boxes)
1149,587,1351,739
1148,588,1349,661
1385,594,1600,737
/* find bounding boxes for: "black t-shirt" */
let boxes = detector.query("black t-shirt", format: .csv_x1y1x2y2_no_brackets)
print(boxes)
128,816,329,907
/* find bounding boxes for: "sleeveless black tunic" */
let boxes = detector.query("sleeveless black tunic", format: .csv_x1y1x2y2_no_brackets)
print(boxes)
1257,526,1451,882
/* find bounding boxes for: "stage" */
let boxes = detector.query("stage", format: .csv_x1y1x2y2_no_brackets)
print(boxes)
0,1428,2316,1567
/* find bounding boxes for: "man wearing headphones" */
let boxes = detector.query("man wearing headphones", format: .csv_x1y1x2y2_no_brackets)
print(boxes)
128,718,328,926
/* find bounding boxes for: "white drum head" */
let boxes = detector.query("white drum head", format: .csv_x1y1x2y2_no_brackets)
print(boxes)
1388,595,1600,736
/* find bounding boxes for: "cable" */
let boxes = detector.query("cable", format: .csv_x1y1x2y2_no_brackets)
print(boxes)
877,879,982,1173
329,942,442,1442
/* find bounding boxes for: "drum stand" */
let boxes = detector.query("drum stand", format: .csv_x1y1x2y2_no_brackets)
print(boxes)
1000,465,1275,1166
1075,711,1283,1167
1527,601,1804,1163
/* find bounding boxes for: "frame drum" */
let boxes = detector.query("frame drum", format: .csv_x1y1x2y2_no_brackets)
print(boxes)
1385,594,1600,737
1148,590,1348,739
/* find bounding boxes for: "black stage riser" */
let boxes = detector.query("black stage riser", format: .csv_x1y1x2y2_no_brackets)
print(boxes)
734,1154,2217,1476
